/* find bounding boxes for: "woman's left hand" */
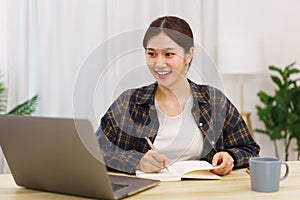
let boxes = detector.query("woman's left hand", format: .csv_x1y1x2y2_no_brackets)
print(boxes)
210,152,234,176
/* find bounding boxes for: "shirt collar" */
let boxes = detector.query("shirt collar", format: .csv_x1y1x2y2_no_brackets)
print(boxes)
135,82,157,106
188,79,210,104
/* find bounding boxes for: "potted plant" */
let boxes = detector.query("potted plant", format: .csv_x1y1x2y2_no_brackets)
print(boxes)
0,71,38,115
255,62,300,161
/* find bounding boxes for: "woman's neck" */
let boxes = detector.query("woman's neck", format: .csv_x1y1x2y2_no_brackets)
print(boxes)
155,78,192,116
157,79,191,97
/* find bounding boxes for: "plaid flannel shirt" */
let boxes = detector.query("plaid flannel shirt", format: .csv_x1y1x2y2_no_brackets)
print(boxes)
96,79,260,174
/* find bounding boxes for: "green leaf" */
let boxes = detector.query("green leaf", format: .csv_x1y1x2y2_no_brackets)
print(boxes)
269,66,283,76
288,113,300,124
286,68,300,78
257,91,272,104
285,62,296,69
0,87,5,94
0,83,6,94
271,107,288,124
254,129,268,134
290,123,300,136
290,88,300,112
271,75,283,89
256,107,268,120
274,90,290,107
7,95,39,116
270,126,284,140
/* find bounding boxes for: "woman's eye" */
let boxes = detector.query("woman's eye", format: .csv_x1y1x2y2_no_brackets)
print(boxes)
166,52,175,57
147,52,155,57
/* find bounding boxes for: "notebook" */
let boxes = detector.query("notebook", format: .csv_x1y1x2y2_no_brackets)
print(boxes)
0,115,159,199
136,160,221,181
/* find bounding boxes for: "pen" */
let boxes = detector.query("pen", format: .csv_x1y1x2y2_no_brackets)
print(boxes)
145,137,156,150
144,137,169,171
246,167,250,175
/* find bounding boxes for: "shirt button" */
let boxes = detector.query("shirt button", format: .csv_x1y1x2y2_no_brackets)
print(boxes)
211,141,215,145
199,122,203,127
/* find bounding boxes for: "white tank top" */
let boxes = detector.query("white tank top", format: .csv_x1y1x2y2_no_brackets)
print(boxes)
153,95,203,163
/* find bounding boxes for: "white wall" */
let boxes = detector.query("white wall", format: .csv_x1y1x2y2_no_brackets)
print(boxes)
217,0,300,160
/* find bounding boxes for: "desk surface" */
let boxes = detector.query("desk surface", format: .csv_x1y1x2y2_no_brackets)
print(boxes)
1,161,300,200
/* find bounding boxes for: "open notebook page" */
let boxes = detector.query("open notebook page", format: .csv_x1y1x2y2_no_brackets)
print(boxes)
136,160,220,181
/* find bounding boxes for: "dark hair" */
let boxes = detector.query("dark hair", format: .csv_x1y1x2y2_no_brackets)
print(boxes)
143,16,194,51
143,16,194,68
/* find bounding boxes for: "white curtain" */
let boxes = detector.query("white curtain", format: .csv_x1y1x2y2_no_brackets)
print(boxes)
0,0,8,174
0,0,218,173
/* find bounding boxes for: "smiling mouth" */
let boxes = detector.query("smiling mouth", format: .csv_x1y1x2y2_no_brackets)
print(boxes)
156,71,172,76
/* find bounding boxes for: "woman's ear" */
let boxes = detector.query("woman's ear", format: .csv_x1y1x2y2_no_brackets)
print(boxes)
185,47,194,64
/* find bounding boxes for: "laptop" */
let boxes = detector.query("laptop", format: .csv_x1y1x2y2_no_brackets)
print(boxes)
0,115,159,199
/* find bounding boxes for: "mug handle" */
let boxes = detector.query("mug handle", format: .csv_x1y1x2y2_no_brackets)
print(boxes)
280,162,289,181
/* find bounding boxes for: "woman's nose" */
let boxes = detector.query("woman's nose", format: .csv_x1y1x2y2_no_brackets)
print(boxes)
155,62,167,68
154,55,167,67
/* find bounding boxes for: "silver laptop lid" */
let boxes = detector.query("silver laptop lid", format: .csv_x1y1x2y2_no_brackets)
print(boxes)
0,115,159,199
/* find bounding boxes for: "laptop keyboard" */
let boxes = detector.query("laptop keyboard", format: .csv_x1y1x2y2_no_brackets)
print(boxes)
112,183,129,191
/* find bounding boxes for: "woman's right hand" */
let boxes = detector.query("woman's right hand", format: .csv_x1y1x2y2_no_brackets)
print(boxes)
136,150,170,173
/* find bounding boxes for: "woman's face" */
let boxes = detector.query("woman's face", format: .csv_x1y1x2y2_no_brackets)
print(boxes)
145,32,193,88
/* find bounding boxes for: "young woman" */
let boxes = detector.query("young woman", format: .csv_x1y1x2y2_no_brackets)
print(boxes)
96,16,260,176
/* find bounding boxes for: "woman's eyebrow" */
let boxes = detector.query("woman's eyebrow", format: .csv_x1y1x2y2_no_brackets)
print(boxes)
146,48,177,51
